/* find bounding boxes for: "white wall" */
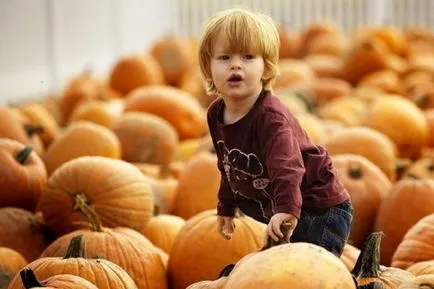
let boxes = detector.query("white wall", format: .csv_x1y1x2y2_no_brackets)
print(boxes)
0,0,172,104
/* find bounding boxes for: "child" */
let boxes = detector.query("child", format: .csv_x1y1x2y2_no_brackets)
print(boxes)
198,7,353,257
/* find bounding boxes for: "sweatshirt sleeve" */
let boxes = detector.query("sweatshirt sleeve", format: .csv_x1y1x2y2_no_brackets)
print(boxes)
258,112,306,219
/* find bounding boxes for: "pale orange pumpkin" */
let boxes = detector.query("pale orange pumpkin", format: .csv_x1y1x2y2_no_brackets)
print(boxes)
168,210,266,289
17,268,98,289
306,32,348,56
397,274,434,289
142,214,185,254
295,113,326,144
274,59,316,88
278,24,301,59
374,179,434,265
298,22,339,56
0,247,28,289
67,99,124,128
403,158,434,180
303,54,343,78
358,70,404,94
313,77,352,105
317,97,368,127
340,243,360,271
407,261,434,276
38,156,154,236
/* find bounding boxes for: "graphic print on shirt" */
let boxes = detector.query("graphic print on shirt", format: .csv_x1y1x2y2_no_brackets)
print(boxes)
217,140,274,221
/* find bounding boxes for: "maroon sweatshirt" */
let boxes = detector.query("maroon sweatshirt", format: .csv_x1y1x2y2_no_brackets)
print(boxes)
207,90,349,223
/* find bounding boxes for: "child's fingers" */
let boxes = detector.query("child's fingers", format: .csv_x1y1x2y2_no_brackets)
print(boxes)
272,219,284,239
267,222,279,241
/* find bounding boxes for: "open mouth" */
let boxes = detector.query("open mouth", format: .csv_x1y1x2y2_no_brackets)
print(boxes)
228,74,244,82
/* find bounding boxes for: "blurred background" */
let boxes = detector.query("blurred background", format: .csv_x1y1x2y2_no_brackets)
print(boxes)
1,0,433,103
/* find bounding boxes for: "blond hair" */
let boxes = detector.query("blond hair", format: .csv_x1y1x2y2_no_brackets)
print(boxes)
198,8,280,95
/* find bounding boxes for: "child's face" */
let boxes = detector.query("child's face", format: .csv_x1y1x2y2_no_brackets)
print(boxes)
210,33,265,100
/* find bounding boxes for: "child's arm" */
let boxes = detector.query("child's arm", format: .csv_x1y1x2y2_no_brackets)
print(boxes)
216,158,237,217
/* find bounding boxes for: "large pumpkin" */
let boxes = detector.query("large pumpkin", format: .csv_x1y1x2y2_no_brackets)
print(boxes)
7,235,138,289
168,210,266,289
171,152,219,219
0,247,27,289
332,154,392,248
38,156,154,236
391,213,434,269
108,53,165,96
0,139,47,211
112,112,179,164
42,121,121,175
40,215,167,289
17,268,98,289
0,208,54,262
323,126,398,180
374,179,434,265
124,85,207,140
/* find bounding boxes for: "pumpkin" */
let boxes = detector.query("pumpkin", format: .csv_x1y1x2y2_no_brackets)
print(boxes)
359,26,407,56
67,99,124,128
31,96,63,127
407,261,434,276
150,36,196,86
317,96,367,127
0,139,47,211
42,121,121,175
40,212,167,289
7,235,138,289
60,71,120,123
303,54,343,78
397,274,434,289
171,152,219,219
295,113,326,144
332,154,392,248
298,22,339,56
358,70,404,94
19,103,60,148
306,32,348,56
0,247,27,289
352,232,415,288
406,54,434,75
142,213,186,254
391,214,434,269
274,59,316,88
176,135,213,162
17,268,98,289
178,66,215,108
313,77,352,105
340,243,361,271
0,208,54,262
0,106,44,155
141,174,179,214
323,126,398,180
277,24,301,59
108,53,165,96
352,86,385,105
407,82,434,110
403,158,434,180
112,112,179,164
124,85,207,140
168,210,266,289
374,179,434,265
365,95,429,159
341,37,390,85
38,156,154,236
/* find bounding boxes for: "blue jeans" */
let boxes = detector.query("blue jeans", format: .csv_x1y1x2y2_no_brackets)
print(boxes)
290,199,353,257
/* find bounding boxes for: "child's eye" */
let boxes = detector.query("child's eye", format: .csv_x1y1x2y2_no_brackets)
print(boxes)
243,54,255,60
217,55,230,60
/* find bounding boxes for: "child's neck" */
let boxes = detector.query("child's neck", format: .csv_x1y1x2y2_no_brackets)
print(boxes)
222,89,263,125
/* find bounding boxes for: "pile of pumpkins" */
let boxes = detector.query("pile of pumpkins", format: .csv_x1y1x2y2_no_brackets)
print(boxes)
0,21,434,288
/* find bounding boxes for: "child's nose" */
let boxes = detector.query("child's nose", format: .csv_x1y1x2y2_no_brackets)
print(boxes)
230,58,242,70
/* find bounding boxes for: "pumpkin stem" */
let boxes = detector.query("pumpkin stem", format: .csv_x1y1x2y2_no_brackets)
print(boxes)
358,281,385,289
154,204,160,216
428,161,434,172
24,124,44,136
218,264,235,278
349,163,363,179
415,94,429,109
396,158,412,179
261,222,291,251
352,232,384,279
73,193,103,232
15,147,33,165
64,235,86,259
159,164,170,178
20,268,45,288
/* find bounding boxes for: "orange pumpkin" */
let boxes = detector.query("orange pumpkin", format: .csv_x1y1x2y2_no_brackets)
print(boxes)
374,179,434,265
306,32,348,56
313,77,352,105
0,208,54,262
67,99,124,128
142,214,185,254
352,232,414,288
340,243,360,271
403,158,434,180
40,215,167,289
168,210,266,289
298,22,339,56
42,121,121,175
323,127,398,180
0,139,47,211
332,154,392,248
17,268,98,289
397,274,434,288
7,235,138,289
38,156,154,236
365,95,429,159
277,24,301,59
358,70,404,94
407,82,434,110
112,112,179,164
303,54,343,78
295,113,326,144
407,261,434,276
108,53,165,96
141,174,179,214
391,213,434,269
274,59,316,88
318,96,367,127
124,85,207,140
0,247,27,289
178,66,215,108
172,152,219,219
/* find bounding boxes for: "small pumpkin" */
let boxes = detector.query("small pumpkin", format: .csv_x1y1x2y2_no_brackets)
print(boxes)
391,214,434,269
397,274,434,289
0,247,27,289
274,59,316,88
0,139,47,211
38,156,154,236
67,99,124,128
374,179,434,265
295,113,326,144
42,121,121,175
306,32,348,56
7,235,138,289
17,268,98,289
178,66,214,108
303,54,343,78
298,22,339,56
313,77,352,105
407,261,434,276
317,96,368,127
358,70,404,95
108,53,165,96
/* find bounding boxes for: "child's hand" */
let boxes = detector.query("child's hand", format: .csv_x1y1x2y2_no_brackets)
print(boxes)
217,216,236,240
267,213,298,242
